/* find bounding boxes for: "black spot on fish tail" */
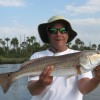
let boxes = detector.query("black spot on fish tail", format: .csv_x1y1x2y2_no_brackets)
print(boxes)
8,74,10,77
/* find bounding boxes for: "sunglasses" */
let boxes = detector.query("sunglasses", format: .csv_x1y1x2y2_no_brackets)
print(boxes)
48,27,68,34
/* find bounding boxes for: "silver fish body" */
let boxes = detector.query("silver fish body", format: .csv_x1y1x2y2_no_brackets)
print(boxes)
0,50,100,93
18,50,100,77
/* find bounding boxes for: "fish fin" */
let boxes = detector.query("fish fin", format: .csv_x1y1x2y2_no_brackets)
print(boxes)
0,72,13,93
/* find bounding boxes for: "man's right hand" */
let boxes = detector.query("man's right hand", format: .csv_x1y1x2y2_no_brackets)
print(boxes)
28,65,54,95
38,65,54,87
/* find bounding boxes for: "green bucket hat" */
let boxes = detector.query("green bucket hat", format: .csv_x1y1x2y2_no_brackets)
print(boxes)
38,15,77,44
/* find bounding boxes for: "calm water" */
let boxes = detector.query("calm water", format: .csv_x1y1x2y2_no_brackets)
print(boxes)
0,64,100,100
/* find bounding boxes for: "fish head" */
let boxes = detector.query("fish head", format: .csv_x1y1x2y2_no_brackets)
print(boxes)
79,50,100,70
88,51,100,66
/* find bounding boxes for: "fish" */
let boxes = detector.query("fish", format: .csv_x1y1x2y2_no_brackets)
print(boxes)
0,50,100,93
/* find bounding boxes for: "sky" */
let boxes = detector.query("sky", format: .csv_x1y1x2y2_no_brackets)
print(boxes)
0,0,100,46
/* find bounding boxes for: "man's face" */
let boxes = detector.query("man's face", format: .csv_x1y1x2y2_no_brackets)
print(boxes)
47,22,69,49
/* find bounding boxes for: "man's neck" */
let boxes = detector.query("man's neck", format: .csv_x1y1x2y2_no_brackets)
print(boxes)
49,46,68,53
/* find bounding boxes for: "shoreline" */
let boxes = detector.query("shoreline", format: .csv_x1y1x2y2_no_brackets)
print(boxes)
0,57,28,64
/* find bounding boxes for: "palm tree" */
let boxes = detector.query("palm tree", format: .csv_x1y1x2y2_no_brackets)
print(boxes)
67,42,72,48
79,41,85,50
30,36,36,45
1,40,6,51
92,44,97,50
20,42,27,48
75,38,81,49
0,39,2,47
71,44,78,50
97,44,100,50
32,42,40,52
26,37,31,45
11,37,19,50
5,37,10,48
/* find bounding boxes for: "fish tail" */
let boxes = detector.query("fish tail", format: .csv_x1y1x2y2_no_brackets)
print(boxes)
0,72,13,93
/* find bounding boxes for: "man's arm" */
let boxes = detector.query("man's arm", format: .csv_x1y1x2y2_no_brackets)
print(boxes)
78,66,100,94
28,66,53,96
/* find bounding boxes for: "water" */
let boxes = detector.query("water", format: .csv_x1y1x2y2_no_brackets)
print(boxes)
0,64,100,100
0,64,32,100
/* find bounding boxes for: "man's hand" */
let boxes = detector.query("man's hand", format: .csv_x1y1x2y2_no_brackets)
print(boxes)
93,65,100,82
38,65,54,87
78,65,100,94
28,65,54,95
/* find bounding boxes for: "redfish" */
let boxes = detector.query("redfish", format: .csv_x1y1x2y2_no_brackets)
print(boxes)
0,50,100,93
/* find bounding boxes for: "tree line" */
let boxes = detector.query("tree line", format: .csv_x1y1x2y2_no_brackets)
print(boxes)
0,36,100,58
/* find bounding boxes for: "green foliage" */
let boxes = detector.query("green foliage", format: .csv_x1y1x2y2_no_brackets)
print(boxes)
0,57,28,64
0,47,5,56
0,36,99,64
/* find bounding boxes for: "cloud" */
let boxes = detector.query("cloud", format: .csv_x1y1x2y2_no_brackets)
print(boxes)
71,18,100,26
0,0,26,7
70,18,100,45
0,18,100,45
0,25,41,44
0,26,31,38
65,0,100,14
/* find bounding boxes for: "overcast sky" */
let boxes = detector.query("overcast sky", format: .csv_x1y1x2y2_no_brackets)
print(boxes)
0,0,100,46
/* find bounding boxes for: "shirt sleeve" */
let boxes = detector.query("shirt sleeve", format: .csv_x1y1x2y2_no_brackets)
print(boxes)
78,71,93,80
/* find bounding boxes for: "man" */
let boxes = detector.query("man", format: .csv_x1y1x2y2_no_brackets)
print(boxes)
28,15,100,100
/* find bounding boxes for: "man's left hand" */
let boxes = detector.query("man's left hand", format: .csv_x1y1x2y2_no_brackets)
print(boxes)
93,65,100,82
